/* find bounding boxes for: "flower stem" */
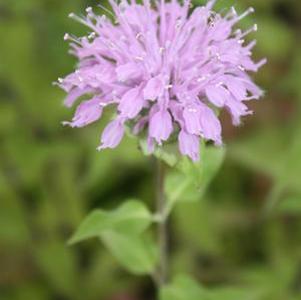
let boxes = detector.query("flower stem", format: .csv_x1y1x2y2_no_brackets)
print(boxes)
156,158,168,287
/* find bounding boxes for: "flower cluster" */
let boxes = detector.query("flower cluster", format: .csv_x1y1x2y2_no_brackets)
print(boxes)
58,0,266,161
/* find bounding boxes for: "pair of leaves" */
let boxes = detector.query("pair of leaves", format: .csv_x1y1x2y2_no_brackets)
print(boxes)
69,200,157,275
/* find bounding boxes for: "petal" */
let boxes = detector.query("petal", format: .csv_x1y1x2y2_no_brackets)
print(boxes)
147,137,155,153
178,130,200,161
143,76,164,100
116,63,142,82
205,85,229,107
199,105,222,145
149,110,173,144
63,97,102,128
224,76,247,100
118,87,143,118
98,120,124,150
183,106,202,135
64,87,92,107
225,97,252,126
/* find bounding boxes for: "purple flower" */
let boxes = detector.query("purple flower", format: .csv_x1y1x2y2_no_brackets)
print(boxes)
58,0,266,161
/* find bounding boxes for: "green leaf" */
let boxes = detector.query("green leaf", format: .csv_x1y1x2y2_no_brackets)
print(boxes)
139,139,178,167
160,275,262,300
209,287,262,300
165,172,197,204
178,145,226,188
69,200,152,244
160,275,209,300
101,231,158,275
165,145,225,206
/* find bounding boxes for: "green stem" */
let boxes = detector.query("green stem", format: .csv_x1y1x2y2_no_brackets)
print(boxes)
156,159,168,287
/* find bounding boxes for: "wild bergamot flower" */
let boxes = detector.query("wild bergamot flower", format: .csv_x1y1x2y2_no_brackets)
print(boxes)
58,0,266,161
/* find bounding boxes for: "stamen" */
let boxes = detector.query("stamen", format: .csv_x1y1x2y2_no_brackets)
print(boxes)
135,56,144,61
97,4,114,18
136,32,143,40
86,7,93,14
64,33,81,44
237,7,255,21
159,47,165,54
197,76,206,82
68,12,93,28
239,24,258,38
88,32,96,39
245,40,257,50
255,58,267,69
175,19,182,29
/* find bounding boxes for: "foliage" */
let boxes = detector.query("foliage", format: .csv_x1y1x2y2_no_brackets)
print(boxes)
1,0,301,299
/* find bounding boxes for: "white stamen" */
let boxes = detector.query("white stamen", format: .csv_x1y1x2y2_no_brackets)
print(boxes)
88,32,96,39
86,7,93,13
64,33,70,41
135,56,144,61
237,7,255,21
197,76,206,82
109,42,116,49
175,20,182,29
231,7,237,16
240,24,258,38
159,47,165,54
136,32,143,40
246,40,257,50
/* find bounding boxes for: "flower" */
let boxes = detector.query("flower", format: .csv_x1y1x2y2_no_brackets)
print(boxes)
58,0,266,161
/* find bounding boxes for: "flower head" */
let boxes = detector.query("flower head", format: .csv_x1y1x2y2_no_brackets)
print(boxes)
58,0,266,161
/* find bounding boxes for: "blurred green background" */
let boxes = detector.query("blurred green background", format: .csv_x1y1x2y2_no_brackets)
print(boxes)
1,0,301,299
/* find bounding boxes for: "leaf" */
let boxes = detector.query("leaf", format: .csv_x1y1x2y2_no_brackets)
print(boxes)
165,172,197,204
165,145,225,206
178,145,225,188
160,275,262,300
69,200,152,244
209,287,262,300
101,231,158,275
139,139,178,167
160,275,209,300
